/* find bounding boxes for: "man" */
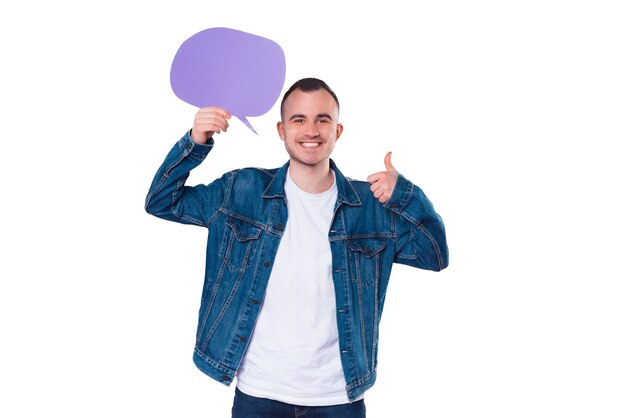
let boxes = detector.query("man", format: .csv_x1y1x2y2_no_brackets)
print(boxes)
145,78,448,417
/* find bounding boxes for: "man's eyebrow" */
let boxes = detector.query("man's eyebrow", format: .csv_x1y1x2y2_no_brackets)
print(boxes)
288,113,306,121
287,113,334,121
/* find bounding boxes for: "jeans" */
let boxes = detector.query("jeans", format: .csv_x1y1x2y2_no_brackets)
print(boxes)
231,388,366,418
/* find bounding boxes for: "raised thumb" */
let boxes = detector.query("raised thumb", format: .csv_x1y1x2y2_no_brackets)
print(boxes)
384,151,396,172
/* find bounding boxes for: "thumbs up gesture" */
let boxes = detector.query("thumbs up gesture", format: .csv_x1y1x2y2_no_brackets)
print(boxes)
367,152,399,204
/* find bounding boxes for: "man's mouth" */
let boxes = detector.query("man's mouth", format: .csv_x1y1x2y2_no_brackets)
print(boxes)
300,142,321,148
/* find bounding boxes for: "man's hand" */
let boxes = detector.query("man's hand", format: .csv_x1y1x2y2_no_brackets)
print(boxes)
191,107,231,144
367,152,399,204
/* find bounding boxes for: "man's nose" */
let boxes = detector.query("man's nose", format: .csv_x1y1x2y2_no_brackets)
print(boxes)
305,121,320,137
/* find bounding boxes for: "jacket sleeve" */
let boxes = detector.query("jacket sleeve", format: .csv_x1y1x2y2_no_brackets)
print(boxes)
385,173,449,271
144,132,230,227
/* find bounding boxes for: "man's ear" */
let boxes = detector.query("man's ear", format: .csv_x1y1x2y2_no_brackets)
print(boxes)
336,123,344,141
277,121,286,141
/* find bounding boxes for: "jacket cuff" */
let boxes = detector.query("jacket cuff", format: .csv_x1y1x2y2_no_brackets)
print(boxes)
178,130,215,160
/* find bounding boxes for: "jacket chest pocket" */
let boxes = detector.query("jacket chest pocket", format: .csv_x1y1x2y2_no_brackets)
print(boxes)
347,238,386,289
219,217,263,273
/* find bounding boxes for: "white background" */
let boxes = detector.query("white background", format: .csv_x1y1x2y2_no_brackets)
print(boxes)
1,1,625,417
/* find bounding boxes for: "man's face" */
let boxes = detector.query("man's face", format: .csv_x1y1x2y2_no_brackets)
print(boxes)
277,89,343,169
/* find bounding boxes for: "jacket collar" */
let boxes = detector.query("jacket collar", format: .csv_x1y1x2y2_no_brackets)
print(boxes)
262,159,362,206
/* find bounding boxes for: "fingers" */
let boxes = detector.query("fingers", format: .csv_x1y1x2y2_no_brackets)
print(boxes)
367,151,399,203
191,106,232,144
369,178,393,203
366,171,385,184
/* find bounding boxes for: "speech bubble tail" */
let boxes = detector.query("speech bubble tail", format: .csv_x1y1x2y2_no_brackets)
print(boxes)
239,117,259,135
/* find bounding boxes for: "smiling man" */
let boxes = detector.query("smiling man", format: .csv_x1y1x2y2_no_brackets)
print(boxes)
145,78,449,418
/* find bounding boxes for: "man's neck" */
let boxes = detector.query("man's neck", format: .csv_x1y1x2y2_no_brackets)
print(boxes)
288,160,334,194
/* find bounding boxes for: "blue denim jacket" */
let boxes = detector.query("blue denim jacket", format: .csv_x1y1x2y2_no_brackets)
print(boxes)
145,132,449,401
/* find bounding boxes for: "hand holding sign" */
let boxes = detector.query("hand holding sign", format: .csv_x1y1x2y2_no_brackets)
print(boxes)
170,27,286,135
190,106,231,144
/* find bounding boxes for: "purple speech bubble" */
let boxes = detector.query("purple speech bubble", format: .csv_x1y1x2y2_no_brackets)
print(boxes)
170,27,286,134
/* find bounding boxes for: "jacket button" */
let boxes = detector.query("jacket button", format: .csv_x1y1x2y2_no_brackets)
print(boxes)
222,375,229,381
252,299,260,305
276,223,283,230
263,261,270,267
240,336,247,342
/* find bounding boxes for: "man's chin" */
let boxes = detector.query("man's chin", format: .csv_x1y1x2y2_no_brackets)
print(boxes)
288,157,329,168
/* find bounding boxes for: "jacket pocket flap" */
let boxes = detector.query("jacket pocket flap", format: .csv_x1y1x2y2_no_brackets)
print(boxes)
226,217,262,241
348,238,386,257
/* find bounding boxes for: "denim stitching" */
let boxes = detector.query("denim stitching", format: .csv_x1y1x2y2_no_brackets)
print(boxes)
295,406,309,417
418,224,445,269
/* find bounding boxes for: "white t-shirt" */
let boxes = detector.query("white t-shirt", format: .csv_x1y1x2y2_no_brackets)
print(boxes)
236,170,349,406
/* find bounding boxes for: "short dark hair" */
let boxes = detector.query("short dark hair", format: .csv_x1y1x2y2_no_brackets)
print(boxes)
280,78,340,120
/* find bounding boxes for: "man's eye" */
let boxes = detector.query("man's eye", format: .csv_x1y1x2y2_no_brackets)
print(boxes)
318,119,330,124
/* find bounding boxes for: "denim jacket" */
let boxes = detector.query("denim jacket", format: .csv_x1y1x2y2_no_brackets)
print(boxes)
145,132,449,401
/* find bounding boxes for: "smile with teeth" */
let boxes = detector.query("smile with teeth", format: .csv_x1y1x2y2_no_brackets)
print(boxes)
300,141,321,148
